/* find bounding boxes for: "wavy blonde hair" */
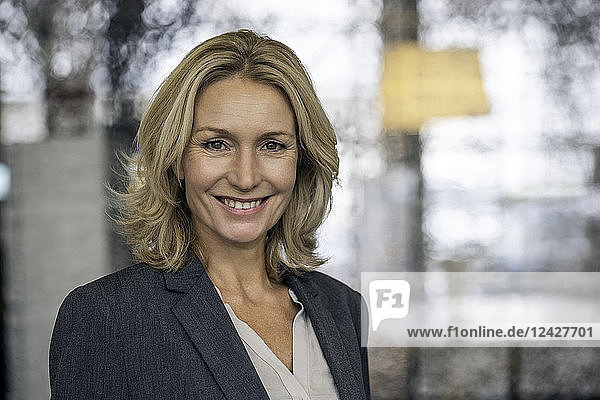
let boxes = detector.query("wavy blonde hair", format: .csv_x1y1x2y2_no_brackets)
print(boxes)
115,30,339,279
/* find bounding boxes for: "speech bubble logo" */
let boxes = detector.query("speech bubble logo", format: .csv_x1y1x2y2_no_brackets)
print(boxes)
369,279,411,331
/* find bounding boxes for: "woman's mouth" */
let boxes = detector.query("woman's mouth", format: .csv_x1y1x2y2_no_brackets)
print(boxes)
215,196,269,211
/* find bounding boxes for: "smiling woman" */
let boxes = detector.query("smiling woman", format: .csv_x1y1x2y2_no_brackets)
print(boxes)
49,30,370,400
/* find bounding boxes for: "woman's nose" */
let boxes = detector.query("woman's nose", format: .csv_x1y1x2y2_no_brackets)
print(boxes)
227,149,261,191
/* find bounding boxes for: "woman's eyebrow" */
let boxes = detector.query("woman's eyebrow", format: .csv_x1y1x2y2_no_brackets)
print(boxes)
192,126,232,136
258,131,295,139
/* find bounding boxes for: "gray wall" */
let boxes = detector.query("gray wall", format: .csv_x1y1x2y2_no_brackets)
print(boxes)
4,123,107,399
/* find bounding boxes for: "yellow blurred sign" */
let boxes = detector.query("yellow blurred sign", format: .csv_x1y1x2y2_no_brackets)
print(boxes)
381,43,489,133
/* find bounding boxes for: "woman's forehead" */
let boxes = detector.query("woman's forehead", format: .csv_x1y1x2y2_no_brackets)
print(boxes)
192,78,296,135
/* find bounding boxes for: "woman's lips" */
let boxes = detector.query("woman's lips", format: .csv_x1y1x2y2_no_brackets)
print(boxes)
214,195,270,214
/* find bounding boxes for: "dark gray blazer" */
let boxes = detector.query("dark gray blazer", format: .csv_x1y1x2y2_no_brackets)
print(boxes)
49,256,370,399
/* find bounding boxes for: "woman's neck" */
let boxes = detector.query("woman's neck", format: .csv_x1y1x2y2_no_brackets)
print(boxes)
195,231,273,294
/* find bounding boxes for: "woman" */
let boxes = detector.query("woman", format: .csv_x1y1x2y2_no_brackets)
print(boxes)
50,30,370,399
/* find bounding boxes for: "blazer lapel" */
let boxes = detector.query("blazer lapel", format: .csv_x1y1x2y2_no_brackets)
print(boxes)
165,257,269,400
284,273,366,400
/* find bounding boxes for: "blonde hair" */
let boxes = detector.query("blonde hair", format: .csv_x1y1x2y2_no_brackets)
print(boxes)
116,30,339,279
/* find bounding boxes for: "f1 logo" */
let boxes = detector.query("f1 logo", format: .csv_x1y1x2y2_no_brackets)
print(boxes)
369,280,411,331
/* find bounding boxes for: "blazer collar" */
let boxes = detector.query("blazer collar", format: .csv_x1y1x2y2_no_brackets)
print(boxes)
163,254,207,293
164,256,269,400
284,272,367,400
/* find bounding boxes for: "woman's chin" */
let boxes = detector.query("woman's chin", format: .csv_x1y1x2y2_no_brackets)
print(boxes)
221,230,267,246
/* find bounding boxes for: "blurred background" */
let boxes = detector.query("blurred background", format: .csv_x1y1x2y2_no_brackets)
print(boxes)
0,0,599,398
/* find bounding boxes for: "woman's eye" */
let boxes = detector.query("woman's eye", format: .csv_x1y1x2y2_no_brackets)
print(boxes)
202,140,228,151
263,141,286,151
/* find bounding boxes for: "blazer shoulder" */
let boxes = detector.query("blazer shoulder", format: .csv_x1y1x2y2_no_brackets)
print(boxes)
49,266,156,398
61,262,163,305
297,270,361,300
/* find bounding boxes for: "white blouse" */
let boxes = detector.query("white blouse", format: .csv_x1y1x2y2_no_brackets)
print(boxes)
214,286,340,400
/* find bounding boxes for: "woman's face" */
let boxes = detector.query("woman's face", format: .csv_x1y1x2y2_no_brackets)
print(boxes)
179,77,298,248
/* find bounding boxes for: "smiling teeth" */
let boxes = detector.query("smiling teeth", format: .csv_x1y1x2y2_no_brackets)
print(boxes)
222,198,262,210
